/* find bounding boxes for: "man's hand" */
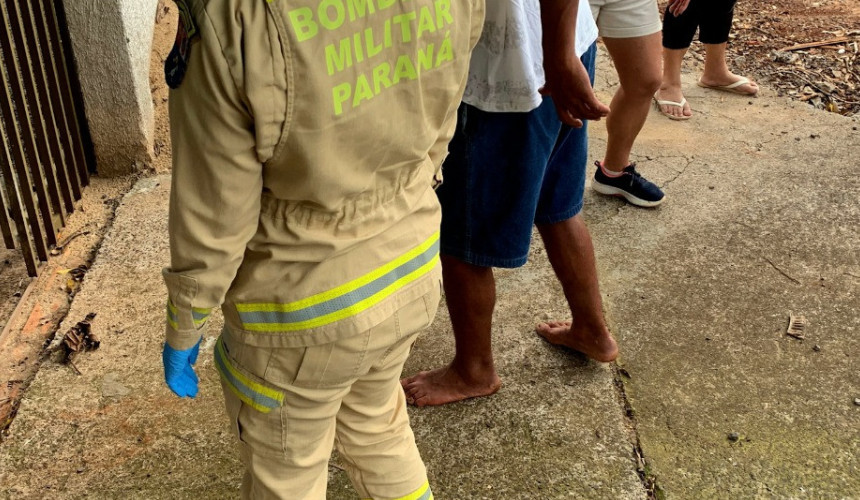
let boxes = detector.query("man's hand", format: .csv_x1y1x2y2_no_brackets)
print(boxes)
667,0,690,17
163,338,201,398
540,0,610,127
542,57,610,128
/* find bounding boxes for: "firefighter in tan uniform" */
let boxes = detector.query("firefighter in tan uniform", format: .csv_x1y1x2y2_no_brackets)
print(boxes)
160,0,484,497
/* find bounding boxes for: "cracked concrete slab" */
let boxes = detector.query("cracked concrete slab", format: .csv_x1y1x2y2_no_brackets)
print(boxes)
589,53,860,498
0,47,857,499
0,173,644,499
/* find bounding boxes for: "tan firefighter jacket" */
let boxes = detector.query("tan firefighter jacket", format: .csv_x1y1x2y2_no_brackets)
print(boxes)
164,0,484,350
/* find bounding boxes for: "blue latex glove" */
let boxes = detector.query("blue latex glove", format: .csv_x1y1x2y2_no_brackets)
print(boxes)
163,338,201,398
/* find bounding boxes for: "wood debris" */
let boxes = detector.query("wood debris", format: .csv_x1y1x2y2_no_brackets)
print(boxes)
50,230,91,256
780,37,853,52
786,313,807,340
59,264,89,293
700,0,860,116
59,313,100,368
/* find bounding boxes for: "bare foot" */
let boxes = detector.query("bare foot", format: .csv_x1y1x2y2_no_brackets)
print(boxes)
699,72,759,96
536,320,619,362
655,85,692,119
401,366,501,407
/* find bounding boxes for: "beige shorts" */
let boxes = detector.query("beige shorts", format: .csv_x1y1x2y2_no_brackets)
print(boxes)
589,0,662,39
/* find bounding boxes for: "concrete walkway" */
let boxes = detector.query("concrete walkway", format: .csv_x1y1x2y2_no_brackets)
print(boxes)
0,54,857,499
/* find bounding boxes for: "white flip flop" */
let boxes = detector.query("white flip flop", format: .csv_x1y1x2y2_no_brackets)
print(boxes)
697,76,759,96
653,96,691,121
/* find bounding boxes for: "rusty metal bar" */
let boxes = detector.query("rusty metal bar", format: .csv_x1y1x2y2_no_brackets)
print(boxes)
32,0,83,204
44,0,91,186
0,178,16,249
0,4,49,263
0,95,38,276
5,0,64,237
19,0,76,215
14,0,68,220
0,0,95,275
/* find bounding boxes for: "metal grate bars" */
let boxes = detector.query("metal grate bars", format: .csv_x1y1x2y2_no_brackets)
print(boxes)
0,0,92,276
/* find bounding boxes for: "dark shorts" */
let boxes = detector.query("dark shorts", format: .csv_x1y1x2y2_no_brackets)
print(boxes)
437,43,597,268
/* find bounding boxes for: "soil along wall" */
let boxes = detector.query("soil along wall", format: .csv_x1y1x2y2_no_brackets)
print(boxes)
62,0,158,176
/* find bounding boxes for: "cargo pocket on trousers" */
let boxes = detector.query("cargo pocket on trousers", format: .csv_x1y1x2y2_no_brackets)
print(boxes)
223,383,244,442
215,337,286,458
260,341,337,389
291,332,369,388
396,288,441,341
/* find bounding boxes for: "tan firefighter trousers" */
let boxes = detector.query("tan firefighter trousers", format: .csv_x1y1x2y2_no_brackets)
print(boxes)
216,288,440,499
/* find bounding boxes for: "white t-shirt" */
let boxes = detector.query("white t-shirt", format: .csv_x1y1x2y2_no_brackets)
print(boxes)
462,0,598,113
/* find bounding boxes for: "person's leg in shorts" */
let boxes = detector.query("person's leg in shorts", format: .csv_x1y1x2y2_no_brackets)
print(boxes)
589,0,666,207
656,0,756,119
401,99,561,407
655,0,702,119
533,43,618,362
697,0,758,95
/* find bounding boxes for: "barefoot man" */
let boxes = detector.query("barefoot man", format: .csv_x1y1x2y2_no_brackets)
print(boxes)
402,0,618,407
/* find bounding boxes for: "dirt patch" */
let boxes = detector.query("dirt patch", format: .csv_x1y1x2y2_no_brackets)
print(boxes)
0,252,31,332
673,0,860,116
0,177,135,436
1,5,176,436
150,1,178,174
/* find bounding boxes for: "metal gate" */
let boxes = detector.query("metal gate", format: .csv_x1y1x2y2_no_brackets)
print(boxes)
0,0,93,277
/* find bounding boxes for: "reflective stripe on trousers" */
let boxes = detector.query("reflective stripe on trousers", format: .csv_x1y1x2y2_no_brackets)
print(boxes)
362,480,433,500
214,336,285,413
166,299,210,330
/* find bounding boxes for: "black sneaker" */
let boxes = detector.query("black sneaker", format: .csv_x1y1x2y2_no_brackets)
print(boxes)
592,162,665,207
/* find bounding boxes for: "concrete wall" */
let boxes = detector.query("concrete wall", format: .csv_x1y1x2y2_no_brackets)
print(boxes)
62,0,158,176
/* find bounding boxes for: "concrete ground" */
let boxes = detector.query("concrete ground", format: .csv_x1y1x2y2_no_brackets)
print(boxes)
0,53,858,499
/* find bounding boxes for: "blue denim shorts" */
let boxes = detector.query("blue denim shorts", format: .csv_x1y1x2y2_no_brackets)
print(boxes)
437,43,597,268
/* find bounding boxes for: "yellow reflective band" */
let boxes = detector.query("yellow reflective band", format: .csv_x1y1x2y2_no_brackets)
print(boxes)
238,232,438,314
241,255,438,332
166,313,179,330
396,481,432,500
214,338,284,413
167,300,211,329
192,307,211,326
218,373,275,414
359,480,432,500
166,300,179,330
237,233,440,332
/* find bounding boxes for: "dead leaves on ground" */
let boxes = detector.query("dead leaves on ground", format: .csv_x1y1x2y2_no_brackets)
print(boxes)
58,313,99,372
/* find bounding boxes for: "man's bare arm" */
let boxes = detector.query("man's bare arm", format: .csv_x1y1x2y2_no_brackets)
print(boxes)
539,0,610,127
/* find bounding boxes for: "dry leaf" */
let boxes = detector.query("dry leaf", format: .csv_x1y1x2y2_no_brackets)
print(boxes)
786,313,807,340
60,313,99,365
